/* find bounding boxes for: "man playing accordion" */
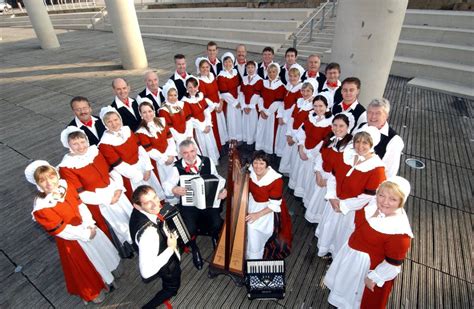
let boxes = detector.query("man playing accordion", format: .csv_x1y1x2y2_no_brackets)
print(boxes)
163,140,227,270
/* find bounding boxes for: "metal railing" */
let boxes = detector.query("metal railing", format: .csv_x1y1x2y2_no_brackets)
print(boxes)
42,0,97,11
291,0,337,48
90,6,107,30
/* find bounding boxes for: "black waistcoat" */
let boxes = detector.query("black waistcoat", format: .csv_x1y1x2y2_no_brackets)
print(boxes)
174,155,212,177
68,116,105,146
374,126,397,159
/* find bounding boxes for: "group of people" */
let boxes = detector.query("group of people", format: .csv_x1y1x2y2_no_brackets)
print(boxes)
25,41,413,309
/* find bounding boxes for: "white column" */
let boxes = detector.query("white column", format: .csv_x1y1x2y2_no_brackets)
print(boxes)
330,0,408,107
104,0,148,70
23,0,60,49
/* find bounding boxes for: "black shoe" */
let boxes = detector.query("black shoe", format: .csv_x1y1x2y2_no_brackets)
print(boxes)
192,248,203,270
211,236,218,249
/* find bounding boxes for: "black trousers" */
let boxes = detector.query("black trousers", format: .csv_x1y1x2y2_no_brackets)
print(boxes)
142,255,181,309
178,206,223,238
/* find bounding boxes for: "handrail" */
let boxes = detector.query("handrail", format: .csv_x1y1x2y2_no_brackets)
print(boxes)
291,0,337,49
90,6,107,30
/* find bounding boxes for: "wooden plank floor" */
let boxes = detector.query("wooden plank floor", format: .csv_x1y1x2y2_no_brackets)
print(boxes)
0,28,472,308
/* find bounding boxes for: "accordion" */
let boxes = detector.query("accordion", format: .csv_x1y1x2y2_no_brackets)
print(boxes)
245,259,286,300
159,203,191,246
180,174,226,209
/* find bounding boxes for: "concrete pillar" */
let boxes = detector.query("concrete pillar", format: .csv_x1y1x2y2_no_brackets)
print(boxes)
104,0,148,70
23,0,60,49
330,0,408,107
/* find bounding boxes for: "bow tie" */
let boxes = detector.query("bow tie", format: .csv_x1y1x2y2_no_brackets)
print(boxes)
307,71,317,78
185,162,198,173
327,81,338,88
82,119,93,128
151,91,159,97
156,213,165,222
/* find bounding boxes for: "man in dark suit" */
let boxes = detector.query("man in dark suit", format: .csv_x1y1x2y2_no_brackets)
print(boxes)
257,46,276,80
137,70,165,114
206,41,223,77
111,78,141,132
168,54,190,100
68,96,105,146
301,54,327,93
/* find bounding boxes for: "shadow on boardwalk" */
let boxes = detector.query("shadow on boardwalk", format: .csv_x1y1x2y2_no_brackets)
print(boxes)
0,28,472,308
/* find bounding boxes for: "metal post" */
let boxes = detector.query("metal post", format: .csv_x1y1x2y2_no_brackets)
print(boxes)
293,35,297,49
309,18,314,42
332,0,336,17
320,6,325,30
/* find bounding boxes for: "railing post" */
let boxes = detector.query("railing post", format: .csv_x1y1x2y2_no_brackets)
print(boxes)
309,18,314,42
332,0,336,17
320,6,325,30
293,35,297,49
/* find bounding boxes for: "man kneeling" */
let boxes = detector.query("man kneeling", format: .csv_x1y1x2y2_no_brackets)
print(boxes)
130,185,181,309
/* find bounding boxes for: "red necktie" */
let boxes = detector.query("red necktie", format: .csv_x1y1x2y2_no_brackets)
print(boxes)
209,59,217,65
152,91,158,97
156,213,165,222
83,119,93,128
237,59,246,65
308,71,317,78
327,81,338,88
185,162,197,173
179,72,187,79
122,98,130,107
342,102,352,111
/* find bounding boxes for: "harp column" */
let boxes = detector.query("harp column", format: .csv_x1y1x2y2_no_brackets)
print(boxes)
330,0,408,107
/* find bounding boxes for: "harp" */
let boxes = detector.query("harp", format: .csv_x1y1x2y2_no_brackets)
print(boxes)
209,141,249,285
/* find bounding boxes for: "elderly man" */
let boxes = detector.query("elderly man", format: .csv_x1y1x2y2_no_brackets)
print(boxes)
206,41,222,77
331,77,367,132
234,44,248,79
359,98,404,178
68,96,105,146
301,54,326,93
137,70,165,112
168,54,191,100
111,78,141,132
279,47,304,84
257,46,276,79
163,140,227,270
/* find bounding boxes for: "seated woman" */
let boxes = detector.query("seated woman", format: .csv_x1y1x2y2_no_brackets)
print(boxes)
293,95,333,203
217,52,242,142
98,106,164,201
246,151,292,260
136,99,177,184
316,126,386,258
58,126,134,257
196,57,228,150
324,176,413,309
25,160,120,304
183,75,220,165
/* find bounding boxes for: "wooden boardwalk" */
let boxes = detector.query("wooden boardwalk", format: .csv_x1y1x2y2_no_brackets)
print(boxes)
0,28,472,308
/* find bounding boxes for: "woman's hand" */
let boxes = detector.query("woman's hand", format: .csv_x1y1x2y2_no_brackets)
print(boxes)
204,126,211,134
165,156,175,165
364,277,376,291
216,100,224,113
244,108,251,114
245,212,262,224
286,136,295,146
315,172,327,187
299,147,308,161
278,118,284,125
143,170,151,181
88,226,97,240
259,111,268,120
235,103,241,109
329,199,341,213
110,190,122,204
